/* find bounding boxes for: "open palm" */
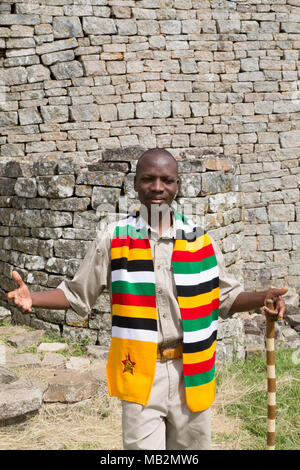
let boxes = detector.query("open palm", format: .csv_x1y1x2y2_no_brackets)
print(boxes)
7,271,32,313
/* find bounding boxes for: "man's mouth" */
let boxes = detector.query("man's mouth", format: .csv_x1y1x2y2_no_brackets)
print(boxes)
150,198,165,204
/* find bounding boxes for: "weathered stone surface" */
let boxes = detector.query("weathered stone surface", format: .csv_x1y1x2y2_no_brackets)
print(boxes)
0,307,11,323
37,176,75,198
41,50,75,66
202,172,235,195
3,67,28,85
7,329,45,349
14,178,37,198
66,356,91,371
53,17,83,39
82,17,117,35
40,105,69,123
76,171,124,188
0,14,40,26
43,369,102,403
92,187,121,208
50,61,83,80
41,352,67,369
7,353,42,368
27,64,50,83
36,38,78,55
279,131,300,149
0,366,18,385
86,345,109,360
0,379,43,423
70,104,100,122
19,108,43,126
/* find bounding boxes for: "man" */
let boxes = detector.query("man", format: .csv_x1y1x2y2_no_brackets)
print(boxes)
7,148,287,450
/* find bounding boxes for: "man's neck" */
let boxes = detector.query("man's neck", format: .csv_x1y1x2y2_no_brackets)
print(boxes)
140,205,174,236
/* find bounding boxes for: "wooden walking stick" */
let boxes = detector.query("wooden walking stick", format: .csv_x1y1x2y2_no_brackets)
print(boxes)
265,286,288,450
265,300,276,451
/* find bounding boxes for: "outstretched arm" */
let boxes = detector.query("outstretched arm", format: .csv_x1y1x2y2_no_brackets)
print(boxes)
7,270,70,313
229,287,288,320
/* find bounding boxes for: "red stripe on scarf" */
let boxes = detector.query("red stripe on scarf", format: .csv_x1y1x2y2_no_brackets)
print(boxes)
112,292,156,308
111,236,150,250
172,243,215,262
183,352,216,376
180,298,220,320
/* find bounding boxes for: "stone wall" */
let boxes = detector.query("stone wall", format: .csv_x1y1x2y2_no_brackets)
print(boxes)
0,152,245,361
0,0,299,295
0,0,299,357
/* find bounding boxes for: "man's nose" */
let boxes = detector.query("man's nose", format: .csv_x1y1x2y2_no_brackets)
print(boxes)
151,178,164,191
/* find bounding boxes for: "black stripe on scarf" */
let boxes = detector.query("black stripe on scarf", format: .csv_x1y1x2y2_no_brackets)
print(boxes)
183,330,217,354
111,258,154,272
112,315,157,332
176,277,219,297
175,226,205,242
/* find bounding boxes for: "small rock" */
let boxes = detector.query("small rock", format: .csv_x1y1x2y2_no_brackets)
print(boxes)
43,369,101,403
0,366,18,384
0,307,11,323
66,356,91,370
41,352,67,369
86,345,108,360
7,330,45,349
7,353,42,368
37,342,69,353
0,379,43,424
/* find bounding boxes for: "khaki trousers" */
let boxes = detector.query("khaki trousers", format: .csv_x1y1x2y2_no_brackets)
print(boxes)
122,358,211,450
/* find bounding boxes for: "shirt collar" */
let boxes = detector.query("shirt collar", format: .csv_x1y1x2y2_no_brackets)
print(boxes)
137,209,176,240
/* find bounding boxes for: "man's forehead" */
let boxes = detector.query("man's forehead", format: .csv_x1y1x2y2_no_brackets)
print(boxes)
136,153,178,175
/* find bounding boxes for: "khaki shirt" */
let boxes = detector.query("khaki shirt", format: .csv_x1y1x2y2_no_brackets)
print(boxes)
58,216,243,347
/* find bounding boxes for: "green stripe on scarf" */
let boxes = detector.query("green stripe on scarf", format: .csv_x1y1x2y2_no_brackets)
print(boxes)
182,309,219,332
184,366,215,388
112,280,156,296
172,254,217,274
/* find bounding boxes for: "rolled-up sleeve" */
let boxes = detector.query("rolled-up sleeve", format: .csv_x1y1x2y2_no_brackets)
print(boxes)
57,226,113,317
211,238,244,319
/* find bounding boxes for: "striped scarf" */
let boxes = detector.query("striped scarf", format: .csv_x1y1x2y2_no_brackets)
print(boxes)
106,210,219,412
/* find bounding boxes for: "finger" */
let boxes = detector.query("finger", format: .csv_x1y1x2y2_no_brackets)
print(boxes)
277,299,286,320
263,306,278,321
7,290,16,299
12,270,25,288
272,286,289,296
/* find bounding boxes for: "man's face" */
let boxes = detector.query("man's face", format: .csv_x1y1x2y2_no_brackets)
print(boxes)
134,154,179,212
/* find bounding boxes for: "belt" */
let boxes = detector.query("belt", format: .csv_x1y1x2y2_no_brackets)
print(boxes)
157,343,183,362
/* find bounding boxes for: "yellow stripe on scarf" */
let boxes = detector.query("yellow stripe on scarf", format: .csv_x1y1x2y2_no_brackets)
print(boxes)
183,340,216,365
112,304,157,320
178,287,219,309
185,379,216,412
111,247,153,261
106,337,157,406
174,233,211,252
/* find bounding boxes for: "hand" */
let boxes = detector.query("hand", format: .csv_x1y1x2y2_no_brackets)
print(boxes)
7,271,32,313
262,287,288,321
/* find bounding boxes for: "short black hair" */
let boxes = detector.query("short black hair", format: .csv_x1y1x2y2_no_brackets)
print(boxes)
136,148,178,176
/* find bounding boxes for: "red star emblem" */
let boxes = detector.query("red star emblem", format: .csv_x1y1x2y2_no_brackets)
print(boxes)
122,354,136,375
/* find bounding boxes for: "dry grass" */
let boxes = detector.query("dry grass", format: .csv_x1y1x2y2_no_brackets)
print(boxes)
0,362,250,451
0,379,123,450
1,323,287,451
